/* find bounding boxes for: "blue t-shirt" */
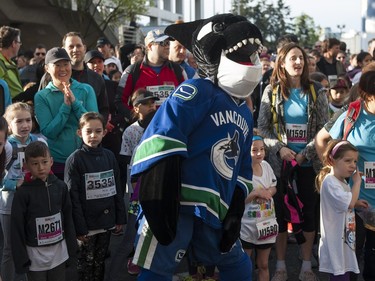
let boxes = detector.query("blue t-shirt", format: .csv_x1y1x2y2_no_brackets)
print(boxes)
284,88,308,153
329,109,375,206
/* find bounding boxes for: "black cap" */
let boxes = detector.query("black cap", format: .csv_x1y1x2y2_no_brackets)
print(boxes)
133,91,160,106
45,47,70,64
84,50,105,63
96,37,110,47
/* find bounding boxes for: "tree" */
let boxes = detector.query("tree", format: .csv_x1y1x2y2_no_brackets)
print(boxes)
293,14,320,49
50,0,149,37
231,0,293,50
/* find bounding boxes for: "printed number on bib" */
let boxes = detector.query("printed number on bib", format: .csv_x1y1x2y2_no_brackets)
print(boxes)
147,85,175,105
36,212,63,246
85,169,117,200
256,218,278,240
364,162,375,189
286,123,307,144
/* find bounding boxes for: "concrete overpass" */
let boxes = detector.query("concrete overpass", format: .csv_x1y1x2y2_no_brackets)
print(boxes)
0,0,117,51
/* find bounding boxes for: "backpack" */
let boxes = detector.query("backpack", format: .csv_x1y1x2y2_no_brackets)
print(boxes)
5,135,39,171
129,60,185,93
281,159,306,244
342,100,362,140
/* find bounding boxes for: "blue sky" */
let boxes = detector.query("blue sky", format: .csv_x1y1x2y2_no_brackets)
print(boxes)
283,0,362,32
218,0,363,32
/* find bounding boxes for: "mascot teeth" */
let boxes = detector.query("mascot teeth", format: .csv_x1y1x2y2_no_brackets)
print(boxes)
237,42,243,48
255,38,261,45
233,45,239,51
229,48,234,53
249,38,254,44
242,39,247,45
224,50,229,55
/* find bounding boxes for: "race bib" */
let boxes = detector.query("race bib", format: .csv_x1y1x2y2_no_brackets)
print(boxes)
286,123,307,144
345,209,356,251
36,212,63,246
147,85,175,105
364,162,375,189
85,169,117,200
256,218,278,240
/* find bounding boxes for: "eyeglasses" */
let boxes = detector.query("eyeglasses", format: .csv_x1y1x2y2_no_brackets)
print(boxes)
35,52,46,56
154,41,170,47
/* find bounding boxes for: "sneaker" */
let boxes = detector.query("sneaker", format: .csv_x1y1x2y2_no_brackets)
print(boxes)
299,270,319,281
127,258,141,276
271,270,288,281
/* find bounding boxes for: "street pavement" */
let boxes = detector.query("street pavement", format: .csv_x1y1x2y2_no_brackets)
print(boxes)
8,230,365,281
103,233,365,281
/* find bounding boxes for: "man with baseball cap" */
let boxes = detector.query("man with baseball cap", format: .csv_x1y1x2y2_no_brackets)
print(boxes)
96,37,123,73
115,29,187,120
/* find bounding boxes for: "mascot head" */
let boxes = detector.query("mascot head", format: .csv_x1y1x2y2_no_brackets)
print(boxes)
165,14,263,98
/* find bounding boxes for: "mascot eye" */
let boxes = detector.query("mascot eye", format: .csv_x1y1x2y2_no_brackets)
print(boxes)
213,22,225,33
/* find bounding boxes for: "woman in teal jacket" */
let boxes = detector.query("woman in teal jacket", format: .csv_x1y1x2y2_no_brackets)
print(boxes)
34,47,98,179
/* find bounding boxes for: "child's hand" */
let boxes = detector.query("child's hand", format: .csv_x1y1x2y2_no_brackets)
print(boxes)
352,169,362,185
256,189,273,201
77,235,89,243
115,224,123,233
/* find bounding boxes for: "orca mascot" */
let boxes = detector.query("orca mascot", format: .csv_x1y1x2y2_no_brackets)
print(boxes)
131,14,264,281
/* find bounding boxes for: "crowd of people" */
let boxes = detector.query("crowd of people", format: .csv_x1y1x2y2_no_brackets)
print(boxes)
0,12,375,281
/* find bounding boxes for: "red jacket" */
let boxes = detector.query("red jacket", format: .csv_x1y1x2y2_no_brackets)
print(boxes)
121,59,185,109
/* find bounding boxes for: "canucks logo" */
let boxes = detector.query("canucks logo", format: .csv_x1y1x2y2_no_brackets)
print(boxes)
211,131,240,179
172,84,198,100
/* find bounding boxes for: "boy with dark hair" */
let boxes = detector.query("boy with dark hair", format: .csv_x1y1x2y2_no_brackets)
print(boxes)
11,141,77,281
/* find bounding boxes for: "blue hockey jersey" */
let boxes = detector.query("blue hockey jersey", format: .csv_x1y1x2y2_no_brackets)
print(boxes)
131,78,253,229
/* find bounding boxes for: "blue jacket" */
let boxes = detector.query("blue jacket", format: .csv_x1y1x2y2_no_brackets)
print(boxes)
34,79,98,163
0,79,12,111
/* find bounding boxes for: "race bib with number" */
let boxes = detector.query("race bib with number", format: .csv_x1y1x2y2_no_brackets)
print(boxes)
364,162,375,189
85,169,117,200
286,123,307,144
345,209,356,251
36,212,63,246
256,218,278,240
147,85,175,105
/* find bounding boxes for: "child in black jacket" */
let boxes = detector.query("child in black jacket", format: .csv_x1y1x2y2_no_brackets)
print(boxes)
64,112,126,281
11,141,77,281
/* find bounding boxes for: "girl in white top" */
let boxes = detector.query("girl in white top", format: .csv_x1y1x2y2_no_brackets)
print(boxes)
240,134,277,281
316,140,362,281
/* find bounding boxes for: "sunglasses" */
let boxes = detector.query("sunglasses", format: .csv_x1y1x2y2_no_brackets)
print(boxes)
35,52,46,56
154,41,170,47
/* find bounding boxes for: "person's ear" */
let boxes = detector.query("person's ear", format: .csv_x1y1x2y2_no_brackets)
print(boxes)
103,129,107,137
50,157,54,167
77,129,82,138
